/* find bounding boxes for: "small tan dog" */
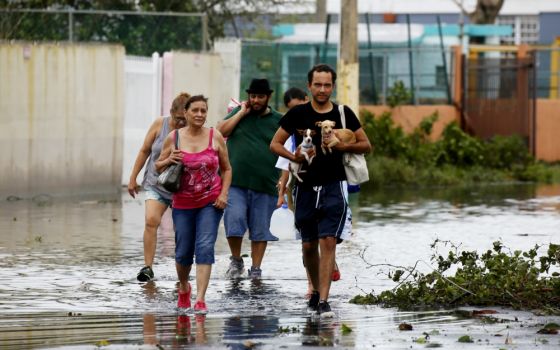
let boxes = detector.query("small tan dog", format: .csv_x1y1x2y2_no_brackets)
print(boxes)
316,120,356,154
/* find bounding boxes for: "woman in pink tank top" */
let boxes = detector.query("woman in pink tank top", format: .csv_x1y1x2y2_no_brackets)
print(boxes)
156,95,232,314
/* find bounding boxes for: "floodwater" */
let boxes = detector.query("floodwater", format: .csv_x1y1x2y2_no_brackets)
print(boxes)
1,184,560,349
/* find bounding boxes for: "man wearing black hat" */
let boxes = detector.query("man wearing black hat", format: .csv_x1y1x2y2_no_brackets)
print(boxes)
217,78,282,279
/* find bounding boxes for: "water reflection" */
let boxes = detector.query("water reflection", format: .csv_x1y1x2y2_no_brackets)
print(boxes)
174,314,208,346
223,315,279,349
301,318,337,347
141,312,211,348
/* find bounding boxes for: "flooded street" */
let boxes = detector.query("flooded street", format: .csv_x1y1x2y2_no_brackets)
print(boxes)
1,184,560,349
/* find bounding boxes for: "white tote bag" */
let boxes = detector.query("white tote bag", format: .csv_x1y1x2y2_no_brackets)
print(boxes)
339,105,369,185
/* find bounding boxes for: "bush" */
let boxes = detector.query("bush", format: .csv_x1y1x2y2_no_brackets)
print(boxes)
363,110,439,166
361,109,560,185
386,80,413,107
482,135,533,169
350,241,560,314
436,122,484,167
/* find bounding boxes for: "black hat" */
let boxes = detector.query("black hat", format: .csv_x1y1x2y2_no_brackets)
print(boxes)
245,78,273,94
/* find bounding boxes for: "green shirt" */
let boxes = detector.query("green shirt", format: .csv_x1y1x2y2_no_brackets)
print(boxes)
224,106,282,196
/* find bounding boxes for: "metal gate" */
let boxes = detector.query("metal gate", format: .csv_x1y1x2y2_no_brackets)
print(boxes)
463,55,536,154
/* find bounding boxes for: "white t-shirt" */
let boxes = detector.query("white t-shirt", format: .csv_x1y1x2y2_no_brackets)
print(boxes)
275,137,293,171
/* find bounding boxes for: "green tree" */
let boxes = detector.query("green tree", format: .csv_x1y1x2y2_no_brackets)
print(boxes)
0,0,293,55
451,0,505,24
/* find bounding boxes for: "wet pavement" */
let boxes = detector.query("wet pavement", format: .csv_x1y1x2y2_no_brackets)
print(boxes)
1,184,560,349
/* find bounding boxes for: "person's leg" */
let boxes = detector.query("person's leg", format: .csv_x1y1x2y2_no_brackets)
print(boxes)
293,185,320,304
302,240,320,291
224,187,248,277
176,262,192,294
314,182,346,317
143,198,169,267
195,264,211,302
172,208,196,307
318,236,337,301
247,190,278,274
306,269,314,297
332,182,351,282
227,237,243,258
250,241,267,268
193,204,222,308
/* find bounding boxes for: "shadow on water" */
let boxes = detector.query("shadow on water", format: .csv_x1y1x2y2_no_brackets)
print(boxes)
1,186,560,349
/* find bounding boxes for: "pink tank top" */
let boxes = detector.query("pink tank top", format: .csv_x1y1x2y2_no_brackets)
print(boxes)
173,128,222,209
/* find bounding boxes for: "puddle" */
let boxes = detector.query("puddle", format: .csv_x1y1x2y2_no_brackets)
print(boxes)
1,185,560,349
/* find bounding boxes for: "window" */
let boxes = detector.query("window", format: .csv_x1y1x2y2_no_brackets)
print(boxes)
497,15,540,45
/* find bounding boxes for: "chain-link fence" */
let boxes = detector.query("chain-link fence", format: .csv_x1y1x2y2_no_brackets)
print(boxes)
240,40,456,110
0,8,207,55
534,47,560,98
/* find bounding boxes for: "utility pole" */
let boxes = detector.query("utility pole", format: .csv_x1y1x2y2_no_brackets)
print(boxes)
338,0,359,113
316,0,327,23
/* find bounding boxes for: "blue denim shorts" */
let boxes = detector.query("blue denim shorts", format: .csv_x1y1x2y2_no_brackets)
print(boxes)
145,188,172,207
172,203,223,265
224,186,279,242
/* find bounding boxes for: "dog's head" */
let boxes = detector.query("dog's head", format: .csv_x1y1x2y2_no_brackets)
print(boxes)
297,128,316,147
315,120,336,139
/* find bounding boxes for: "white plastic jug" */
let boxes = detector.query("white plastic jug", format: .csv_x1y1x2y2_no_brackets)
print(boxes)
269,203,296,240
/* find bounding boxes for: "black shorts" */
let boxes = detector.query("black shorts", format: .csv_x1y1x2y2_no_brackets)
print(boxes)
293,181,348,242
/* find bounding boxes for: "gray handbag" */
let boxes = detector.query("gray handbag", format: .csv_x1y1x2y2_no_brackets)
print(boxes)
157,130,184,192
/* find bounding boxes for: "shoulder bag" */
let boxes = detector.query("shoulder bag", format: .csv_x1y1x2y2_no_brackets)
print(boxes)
339,104,369,185
157,130,184,192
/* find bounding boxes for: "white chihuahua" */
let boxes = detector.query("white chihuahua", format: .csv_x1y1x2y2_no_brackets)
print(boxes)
289,128,316,183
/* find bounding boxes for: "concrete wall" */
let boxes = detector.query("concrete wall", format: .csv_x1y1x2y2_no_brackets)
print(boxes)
0,42,125,197
362,102,560,162
535,99,560,162
360,104,460,140
161,44,240,129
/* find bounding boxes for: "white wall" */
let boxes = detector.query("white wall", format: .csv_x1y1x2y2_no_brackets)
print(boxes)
161,41,241,129
124,41,241,186
0,42,124,197
122,54,162,185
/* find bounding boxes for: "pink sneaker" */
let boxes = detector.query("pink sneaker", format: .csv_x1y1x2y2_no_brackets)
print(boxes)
332,269,341,281
332,262,341,281
194,301,208,314
177,283,191,309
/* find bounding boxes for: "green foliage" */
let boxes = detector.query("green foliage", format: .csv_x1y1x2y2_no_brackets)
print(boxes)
341,323,353,335
363,112,409,159
0,0,291,55
361,109,560,186
457,335,474,343
0,1,202,55
386,80,412,107
350,241,560,314
436,122,484,167
363,110,439,165
482,135,532,169
349,293,376,305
